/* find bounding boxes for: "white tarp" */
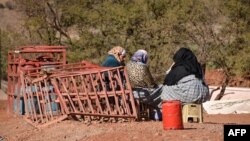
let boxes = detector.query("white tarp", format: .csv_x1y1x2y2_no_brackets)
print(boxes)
203,99,250,114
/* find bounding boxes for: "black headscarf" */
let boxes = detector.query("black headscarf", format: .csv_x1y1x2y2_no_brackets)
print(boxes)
163,48,203,85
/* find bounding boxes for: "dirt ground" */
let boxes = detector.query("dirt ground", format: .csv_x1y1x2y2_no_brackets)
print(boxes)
0,100,250,141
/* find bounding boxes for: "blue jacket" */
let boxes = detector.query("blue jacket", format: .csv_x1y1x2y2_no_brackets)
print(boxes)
101,55,121,67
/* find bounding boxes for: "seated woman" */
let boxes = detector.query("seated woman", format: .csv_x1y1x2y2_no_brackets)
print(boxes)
126,49,162,109
101,46,126,91
102,46,126,67
161,48,209,104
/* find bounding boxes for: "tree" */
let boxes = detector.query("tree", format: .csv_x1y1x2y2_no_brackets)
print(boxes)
212,0,250,99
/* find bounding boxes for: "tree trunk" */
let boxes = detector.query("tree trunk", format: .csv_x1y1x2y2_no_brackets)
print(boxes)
214,73,230,100
201,63,206,78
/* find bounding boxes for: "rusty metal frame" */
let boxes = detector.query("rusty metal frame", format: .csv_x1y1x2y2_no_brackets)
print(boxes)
7,46,67,114
50,66,137,119
18,61,137,127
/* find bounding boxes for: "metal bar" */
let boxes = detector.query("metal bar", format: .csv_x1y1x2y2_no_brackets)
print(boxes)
19,46,67,49
97,72,112,114
70,112,136,118
33,83,44,123
71,76,85,113
0,29,2,89
38,81,49,122
123,67,137,118
107,70,122,115
37,115,68,128
16,72,21,115
24,78,35,121
62,50,66,65
58,78,77,113
20,73,28,117
79,75,94,113
43,80,54,120
89,73,104,114
7,53,13,113
51,79,69,114
116,68,131,115
12,50,66,53
24,114,68,129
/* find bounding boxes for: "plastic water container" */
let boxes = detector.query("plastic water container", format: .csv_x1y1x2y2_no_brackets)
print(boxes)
162,100,183,130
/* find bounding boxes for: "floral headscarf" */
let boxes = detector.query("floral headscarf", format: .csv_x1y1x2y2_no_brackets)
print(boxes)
108,46,126,62
131,49,148,64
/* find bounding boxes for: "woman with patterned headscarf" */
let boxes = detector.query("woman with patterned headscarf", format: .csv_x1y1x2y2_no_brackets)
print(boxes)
101,46,126,96
102,46,126,67
161,47,209,104
126,49,162,114
126,49,156,88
